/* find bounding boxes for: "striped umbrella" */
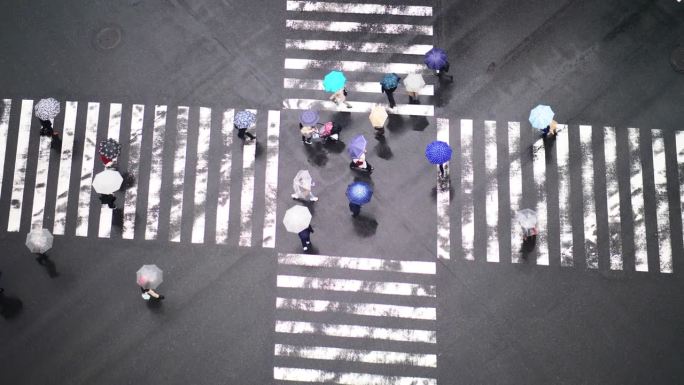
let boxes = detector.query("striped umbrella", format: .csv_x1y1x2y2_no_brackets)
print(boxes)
34,98,60,120
234,110,256,129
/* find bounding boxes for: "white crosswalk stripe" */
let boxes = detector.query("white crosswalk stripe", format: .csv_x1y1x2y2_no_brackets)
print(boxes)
0,100,11,205
556,124,573,266
534,134,549,266
604,126,623,270
75,102,100,237
98,103,122,238
53,101,78,235
7,100,33,232
144,105,167,240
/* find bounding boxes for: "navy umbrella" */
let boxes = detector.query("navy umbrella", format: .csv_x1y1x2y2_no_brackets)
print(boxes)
425,141,452,164
346,181,373,205
98,138,122,159
380,73,400,89
424,47,448,70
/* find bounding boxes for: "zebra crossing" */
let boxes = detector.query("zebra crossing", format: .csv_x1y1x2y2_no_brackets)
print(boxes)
273,252,438,384
282,0,436,117
0,99,280,248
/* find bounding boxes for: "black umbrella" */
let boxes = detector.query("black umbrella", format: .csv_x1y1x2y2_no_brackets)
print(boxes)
98,138,121,159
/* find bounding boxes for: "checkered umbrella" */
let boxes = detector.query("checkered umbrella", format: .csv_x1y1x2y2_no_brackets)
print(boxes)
98,138,121,159
34,98,60,120
425,141,452,164
234,110,256,129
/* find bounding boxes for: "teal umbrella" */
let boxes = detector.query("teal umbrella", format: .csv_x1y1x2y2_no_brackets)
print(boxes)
323,71,346,92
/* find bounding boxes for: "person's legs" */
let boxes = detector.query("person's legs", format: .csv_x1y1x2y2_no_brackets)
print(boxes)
237,128,246,140
386,91,396,108
245,131,256,140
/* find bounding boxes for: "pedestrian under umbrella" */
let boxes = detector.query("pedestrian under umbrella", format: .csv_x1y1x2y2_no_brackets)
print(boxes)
369,105,388,136
292,170,318,202
25,228,54,255
348,135,373,173
425,141,452,178
529,105,557,138
516,209,538,240
234,110,257,142
317,121,342,142
92,169,124,195
380,73,400,109
403,73,425,103
346,181,373,217
98,138,121,167
283,205,314,251
424,48,454,81
34,98,61,138
137,264,165,300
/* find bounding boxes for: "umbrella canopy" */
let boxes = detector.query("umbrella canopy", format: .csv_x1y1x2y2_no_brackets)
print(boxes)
424,47,448,70
425,141,452,164
348,135,367,159
515,209,538,230
98,138,121,159
369,105,388,127
234,110,256,129
25,228,54,254
319,121,334,137
300,110,319,126
136,264,163,289
346,181,373,205
528,105,554,129
323,70,346,92
34,98,61,120
283,205,312,233
92,169,124,194
403,73,426,93
293,170,313,196
380,73,400,89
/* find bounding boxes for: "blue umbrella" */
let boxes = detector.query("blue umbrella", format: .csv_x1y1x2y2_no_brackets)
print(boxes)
424,47,448,70
425,141,452,164
323,71,346,92
346,181,373,205
528,105,554,129
300,110,319,125
234,110,256,129
380,73,400,89
348,135,367,159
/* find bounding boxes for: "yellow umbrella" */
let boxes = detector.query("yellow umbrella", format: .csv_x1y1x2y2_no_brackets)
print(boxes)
369,105,388,127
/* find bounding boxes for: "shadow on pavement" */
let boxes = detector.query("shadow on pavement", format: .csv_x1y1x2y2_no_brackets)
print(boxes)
0,293,23,319
36,253,59,278
373,136,393,160
352,215,378,237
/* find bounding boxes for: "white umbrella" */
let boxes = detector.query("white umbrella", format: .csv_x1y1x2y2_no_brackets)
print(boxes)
369,105,388,127
293,170,313,197
34,98,61,120
283,205,312,233
403,73,426,93
516,209,538,237
92,169,123,194
136,264,163,289
25,228,54,254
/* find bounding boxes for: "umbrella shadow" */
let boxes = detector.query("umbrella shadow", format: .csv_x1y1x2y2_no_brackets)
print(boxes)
386,115,408,136
328,112,352,128
323,139,346,154
112,208,124,229
120,172,136,191
50,136,62,151
410,115,430,132
373,136,393,160
0,293,24,319
303,143,328,167
352,215,378,237
520,236,537,256
35,253,59,278
430,181,454,201
253,141,265,159
435,78,455,108
146,298,165,313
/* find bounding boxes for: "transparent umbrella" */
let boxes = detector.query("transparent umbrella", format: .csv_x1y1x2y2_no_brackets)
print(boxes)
515,209,538,237
25,228,54,254
403,73,426,93
293,170,313,196
136,264,163,289
283,205,312,233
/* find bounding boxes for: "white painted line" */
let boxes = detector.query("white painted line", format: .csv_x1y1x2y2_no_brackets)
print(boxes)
275,320,436,343
75,102,100,237
285,39,433,55
273,367,436,385
284,98,434,117
461,119,474,261
285,20,433,35
509,122,522,262
286,1,433,16
143,105,167,240
53,101,78,235
556,126,573,266
239,109,257,247
274,344,437,367
191,107,211,244
276,297,436,320
216,109,234,244
279,253,436,274
122,104,144,240
284,58,426,74
604,127,622,270
98,103,122,238
0,99,12,202
262,110,280,248
284,77,434,96
7,100,34,232
579,125,597,268
276,275,436,297
484,121,499,262
533,134,548,266
169,106,189,242
30,137,52,229
677,131,684,259
651,130,672,273
436,118,450,260
628,128,648,272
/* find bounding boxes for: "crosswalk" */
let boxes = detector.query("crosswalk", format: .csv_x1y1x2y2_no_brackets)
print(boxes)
282,0,436,117
0,99,280,248
273,252,438,384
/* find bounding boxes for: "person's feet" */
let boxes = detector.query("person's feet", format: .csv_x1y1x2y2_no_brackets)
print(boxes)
309,196,319,202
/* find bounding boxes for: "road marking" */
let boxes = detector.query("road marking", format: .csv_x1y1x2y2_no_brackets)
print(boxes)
677,131,684,257
579,125,597,268
191,107,211,244
273,367,436,385
0,99,12,202
262,110,280,248
239,109,257,247
98,103,122,238
285,58,426,74
169,106,189,242
30,136,51,229
75,102,100,237
604,127,622,270
276,275,436,297
509,122,522,262
274,344,437,367
651,130,672,273
285,39,433,55
7,100,34,232
275,320,436,343
122,104,144,239
283,98,433,116
285,20,433,35
143,105,167,240
556,126,573,266
286,1,433,16
628,128,648,271
533,134,548,265
436,118,450,260
461,119,474,260
53,101,77,235
279,253,436,274
485,121,499,262
276,297,436,320
215,109,234,244
284,77,434,96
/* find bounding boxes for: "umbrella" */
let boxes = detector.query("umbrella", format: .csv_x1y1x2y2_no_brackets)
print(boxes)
425,141,452,164
528,105,554,129
293,170,313,196
92,169,123,194
25,228,54,254
300,110,319,126
516,209,538,230
380,73,400,89
283,205,312,233
403,73,426,93
234,110,256,129
424,47,448,70
346,181,373,205
98,138,121,159
34,98,61,120
348,135,367,159
369,105,388,127
323,70,346,93
136,264,163,289
319,121,334,137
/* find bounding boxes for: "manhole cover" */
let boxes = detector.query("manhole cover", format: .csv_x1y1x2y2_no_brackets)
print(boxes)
672,46,684,73
95,26,122,50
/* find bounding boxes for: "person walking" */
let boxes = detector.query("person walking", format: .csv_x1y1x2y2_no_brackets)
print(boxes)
540,120,558,138
425,48,454,82
330,88,352,108
300,123,316,145
350,150,373,174
434,61,454,82
292,170,319,202
234,110,257,143
99,194,117,208
298,224,314,251
0,271,4,294
236,124,256,142
380,73,400,109
141,287,164,300
34,98,62,139
349,202,361,217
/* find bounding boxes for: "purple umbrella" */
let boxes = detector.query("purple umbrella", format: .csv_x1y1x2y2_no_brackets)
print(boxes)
300,110,319,126
424,47,448,70
348,135,367,159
